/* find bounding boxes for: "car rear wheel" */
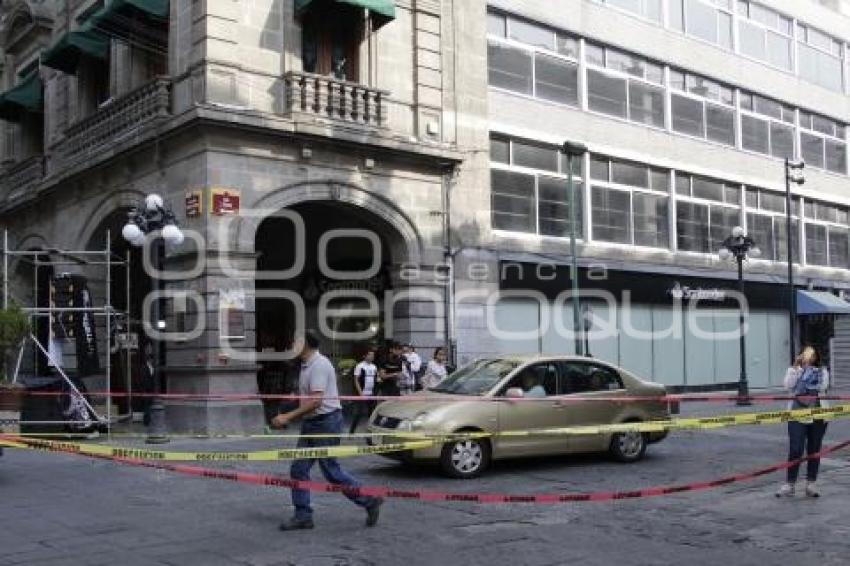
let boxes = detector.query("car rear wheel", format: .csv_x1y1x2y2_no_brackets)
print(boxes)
609,429,647,463
440,436,491,479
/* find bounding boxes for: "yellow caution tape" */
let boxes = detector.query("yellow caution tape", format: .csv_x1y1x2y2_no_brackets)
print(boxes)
3,436,441,461
497,404,850,437
4,404,849,461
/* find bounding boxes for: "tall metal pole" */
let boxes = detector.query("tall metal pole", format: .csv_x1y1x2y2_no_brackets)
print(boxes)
736,256,750,405
146,237,168,444
568,153,582,356
106,231,112,437
3,230,8,309
784,159,797,363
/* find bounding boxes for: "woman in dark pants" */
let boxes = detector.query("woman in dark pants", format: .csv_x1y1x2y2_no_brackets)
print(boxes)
776,346,830,498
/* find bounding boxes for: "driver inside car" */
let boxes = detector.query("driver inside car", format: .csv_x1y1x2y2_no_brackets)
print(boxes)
519,370,547,398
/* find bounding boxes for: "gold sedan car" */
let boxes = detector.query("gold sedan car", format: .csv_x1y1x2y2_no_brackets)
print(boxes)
368,356,672,478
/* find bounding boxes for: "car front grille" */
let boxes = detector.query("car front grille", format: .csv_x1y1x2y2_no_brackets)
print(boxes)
372,415,402,429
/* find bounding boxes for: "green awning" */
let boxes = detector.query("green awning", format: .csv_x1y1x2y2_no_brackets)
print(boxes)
41,30,110,75
295,0,396,27
0,73,43,122
81,0,169,38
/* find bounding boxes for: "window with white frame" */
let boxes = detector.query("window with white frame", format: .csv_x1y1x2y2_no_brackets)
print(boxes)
668,0,733,50
598,0,663,23
675,173,741,253
669,69,735,146
487,12,580,107
585,42,665,128
739,92,796,159
486,8,850,178
594,0,847,93
490,136,584,237
799,111,847,174
590,155,670,248
797,23,844,92
803,200,849,267
735,1,794,70
744,187,800,262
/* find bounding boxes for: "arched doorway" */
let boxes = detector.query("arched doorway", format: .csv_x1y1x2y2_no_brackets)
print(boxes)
86,210,154,414
254,200,402,418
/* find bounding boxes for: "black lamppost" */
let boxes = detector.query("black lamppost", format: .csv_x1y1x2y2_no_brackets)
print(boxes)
582,303,592,358
785,159,805,363
718,226,761,406
122,194,184,444
561,141,588,356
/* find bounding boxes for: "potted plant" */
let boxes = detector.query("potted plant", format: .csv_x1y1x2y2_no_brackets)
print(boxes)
0,304,30,412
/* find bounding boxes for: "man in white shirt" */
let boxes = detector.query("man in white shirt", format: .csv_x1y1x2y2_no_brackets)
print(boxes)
400,343,422,394
272,332,383,530
350,349,378,433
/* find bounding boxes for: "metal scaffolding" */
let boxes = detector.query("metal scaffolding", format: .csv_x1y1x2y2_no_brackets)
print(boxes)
2,229,133,436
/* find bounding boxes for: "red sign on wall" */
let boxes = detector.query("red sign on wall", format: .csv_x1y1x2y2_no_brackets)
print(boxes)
211,189,240,216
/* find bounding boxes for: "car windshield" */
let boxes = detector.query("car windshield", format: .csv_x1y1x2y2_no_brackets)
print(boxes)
430,359,520,396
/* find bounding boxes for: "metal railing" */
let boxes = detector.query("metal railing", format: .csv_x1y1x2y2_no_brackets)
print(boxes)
0,154,45,202
284,71,389,128
61,77,172,165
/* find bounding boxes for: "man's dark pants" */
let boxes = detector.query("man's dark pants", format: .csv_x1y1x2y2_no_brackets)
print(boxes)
290,409,378,521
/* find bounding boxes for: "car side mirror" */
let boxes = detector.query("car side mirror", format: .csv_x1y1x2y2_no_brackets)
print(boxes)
505,387,525,399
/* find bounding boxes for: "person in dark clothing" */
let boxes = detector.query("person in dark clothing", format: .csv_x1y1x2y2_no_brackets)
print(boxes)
377,342,403,397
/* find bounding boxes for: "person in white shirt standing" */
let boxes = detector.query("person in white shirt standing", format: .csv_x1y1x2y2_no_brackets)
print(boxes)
776,346,830,499
419,347,449,390
272,332,383,530
349,348,378,434
400,343,422,395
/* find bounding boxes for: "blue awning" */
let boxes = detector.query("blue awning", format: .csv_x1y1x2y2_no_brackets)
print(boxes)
797,290,850,315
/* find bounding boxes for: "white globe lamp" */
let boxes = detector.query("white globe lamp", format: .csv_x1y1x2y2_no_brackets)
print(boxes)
145,193,164,211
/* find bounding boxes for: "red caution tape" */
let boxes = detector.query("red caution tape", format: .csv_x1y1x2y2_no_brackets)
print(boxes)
6,435,849,504
15,390,850,404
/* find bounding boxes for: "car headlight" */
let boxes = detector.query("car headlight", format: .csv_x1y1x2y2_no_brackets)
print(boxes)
398,413,429,432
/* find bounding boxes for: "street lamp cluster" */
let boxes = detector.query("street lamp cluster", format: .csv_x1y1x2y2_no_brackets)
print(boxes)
122,193,184,443
121,194,185,248
717,225,760,405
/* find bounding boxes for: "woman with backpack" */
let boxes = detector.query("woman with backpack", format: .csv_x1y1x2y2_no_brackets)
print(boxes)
776,346,830,498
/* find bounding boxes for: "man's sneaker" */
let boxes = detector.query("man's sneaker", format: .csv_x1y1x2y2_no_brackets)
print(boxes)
279,518,314,531
805,482,820,498
775,483,795,498
365,498,384,527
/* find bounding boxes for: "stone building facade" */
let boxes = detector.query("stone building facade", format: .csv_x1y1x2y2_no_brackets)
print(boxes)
0,0,490,433
6,0,850,433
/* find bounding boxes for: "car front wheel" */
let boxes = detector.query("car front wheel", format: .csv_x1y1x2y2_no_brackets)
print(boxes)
609,429,647,463
440,436,491,479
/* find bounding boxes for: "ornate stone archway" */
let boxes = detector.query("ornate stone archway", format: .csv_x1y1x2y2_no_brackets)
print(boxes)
229,181,423,266
74,190,147,252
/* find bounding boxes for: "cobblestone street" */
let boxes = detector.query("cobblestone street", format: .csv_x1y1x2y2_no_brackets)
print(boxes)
2,401,849,566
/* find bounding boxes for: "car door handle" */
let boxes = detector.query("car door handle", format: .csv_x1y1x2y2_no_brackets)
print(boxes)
551,402,567,409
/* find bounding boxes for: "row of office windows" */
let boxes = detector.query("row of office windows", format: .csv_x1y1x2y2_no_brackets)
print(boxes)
490,135,850,269
593,0,845,92
487,10,848,175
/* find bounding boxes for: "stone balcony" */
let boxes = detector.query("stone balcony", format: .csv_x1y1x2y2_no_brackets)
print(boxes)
0,154,45,204
59,77,172,168
284,71,389,129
